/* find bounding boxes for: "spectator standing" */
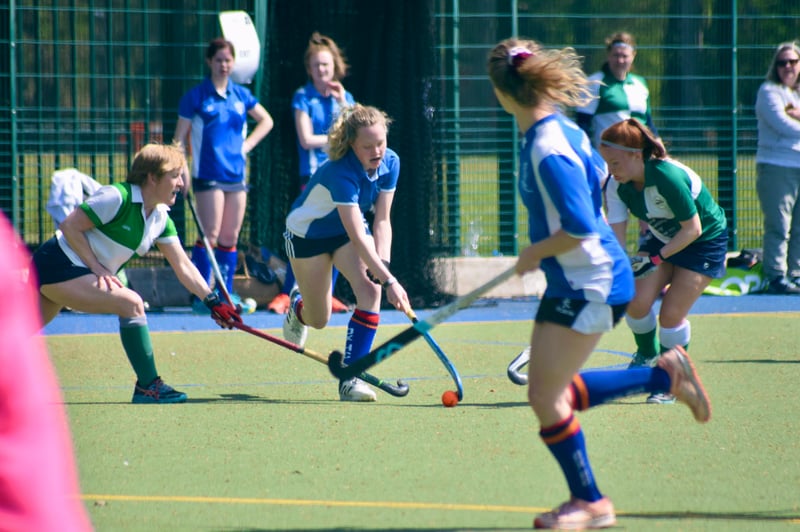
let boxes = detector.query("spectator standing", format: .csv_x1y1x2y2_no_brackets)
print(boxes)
173,37,274,311
575,31,658,148
267,32,354,314
755,41,800,294
575,31,659,247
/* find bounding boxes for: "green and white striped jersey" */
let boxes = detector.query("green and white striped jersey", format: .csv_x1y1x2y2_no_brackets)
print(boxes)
57,183,179,274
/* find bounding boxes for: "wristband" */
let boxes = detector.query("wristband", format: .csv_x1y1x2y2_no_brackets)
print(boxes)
367,260,391,286
382,277,397,289
652,251,665,265
203,292,221,309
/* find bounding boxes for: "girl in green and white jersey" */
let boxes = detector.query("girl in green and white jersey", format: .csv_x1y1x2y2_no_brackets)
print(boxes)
600,118,728,403
32,144,241,404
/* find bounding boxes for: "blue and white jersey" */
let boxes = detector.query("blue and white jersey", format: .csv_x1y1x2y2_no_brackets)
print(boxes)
286,148,400,239
292,82,356,177
178,77,258,184
519,114,633,304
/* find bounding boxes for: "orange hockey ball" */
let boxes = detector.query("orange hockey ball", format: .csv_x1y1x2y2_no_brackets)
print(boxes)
441,390,459,407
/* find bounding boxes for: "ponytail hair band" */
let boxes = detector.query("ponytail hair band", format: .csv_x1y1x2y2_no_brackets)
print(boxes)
508,46,533,68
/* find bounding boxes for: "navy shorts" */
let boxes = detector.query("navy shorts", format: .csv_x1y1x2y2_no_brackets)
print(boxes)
639,230,728,279
535,297,628,335
192,179,248,193
284,230,350,259
32,237,92,286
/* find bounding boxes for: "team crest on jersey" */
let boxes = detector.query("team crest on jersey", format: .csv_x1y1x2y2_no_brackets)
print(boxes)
234,101,245,115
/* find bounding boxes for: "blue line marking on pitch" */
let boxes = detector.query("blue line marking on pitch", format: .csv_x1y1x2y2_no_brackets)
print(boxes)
43,294,800,337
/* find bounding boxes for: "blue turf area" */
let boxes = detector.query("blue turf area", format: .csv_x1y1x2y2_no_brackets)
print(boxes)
42,294,800,336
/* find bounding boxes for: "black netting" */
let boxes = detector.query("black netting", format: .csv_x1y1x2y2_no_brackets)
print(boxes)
249,0,451,307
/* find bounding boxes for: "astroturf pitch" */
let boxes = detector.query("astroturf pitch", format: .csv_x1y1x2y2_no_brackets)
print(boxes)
46,295,800,531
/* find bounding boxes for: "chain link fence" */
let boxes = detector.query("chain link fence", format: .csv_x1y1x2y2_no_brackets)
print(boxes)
2,1,798,300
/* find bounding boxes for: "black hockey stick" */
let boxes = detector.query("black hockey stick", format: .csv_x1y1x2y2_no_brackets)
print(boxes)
328,267,516,379
187,192,408,397
231,321,409,397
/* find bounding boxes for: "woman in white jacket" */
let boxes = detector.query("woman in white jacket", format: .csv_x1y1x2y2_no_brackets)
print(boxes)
755,41,800,294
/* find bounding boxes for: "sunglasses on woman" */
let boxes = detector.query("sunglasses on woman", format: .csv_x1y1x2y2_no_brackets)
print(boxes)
776,58,799,68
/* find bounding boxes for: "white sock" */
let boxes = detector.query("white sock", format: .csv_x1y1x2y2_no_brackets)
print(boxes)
660,320,691,349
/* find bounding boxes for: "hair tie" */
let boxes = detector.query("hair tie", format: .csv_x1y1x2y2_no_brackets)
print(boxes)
507,46,533,68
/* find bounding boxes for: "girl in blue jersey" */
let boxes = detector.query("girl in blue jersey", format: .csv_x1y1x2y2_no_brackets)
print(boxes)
173,38,274,309
267,32,354,315
32,144,241,404
488,38,711,529
294,32,356,187
601,119,728,405
282,104,410,402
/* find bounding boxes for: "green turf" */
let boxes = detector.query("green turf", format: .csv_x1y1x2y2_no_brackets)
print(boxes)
48,314,800,531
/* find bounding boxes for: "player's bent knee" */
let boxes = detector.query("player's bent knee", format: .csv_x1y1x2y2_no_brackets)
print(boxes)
352,279,382,307
116,288,147,318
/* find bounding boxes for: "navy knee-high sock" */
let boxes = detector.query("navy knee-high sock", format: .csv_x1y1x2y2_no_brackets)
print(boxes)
215,245,238,295
344,309,379,365
569,368,671,410
192,241,211,287
540,414,602,502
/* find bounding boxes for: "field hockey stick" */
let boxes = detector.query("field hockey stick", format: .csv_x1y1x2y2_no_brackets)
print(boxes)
185,191,238,309
507,346,530,386
230,321,409,397
404,309,464,400
328,266,516,379
186,194,408,397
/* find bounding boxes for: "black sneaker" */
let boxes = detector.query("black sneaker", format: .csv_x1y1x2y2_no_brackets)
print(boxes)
132,377,188,404
766,277,800,295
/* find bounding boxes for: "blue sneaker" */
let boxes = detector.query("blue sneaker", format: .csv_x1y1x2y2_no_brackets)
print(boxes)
132,377,187,404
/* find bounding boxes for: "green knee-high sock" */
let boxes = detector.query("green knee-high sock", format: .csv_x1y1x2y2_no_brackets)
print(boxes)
633,330,659,358
119,316,158,386
626,312,659,359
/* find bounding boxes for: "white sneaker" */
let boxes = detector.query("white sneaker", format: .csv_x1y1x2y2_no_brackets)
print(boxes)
282,288,308,347
646,392,676,404
339,377,377,402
